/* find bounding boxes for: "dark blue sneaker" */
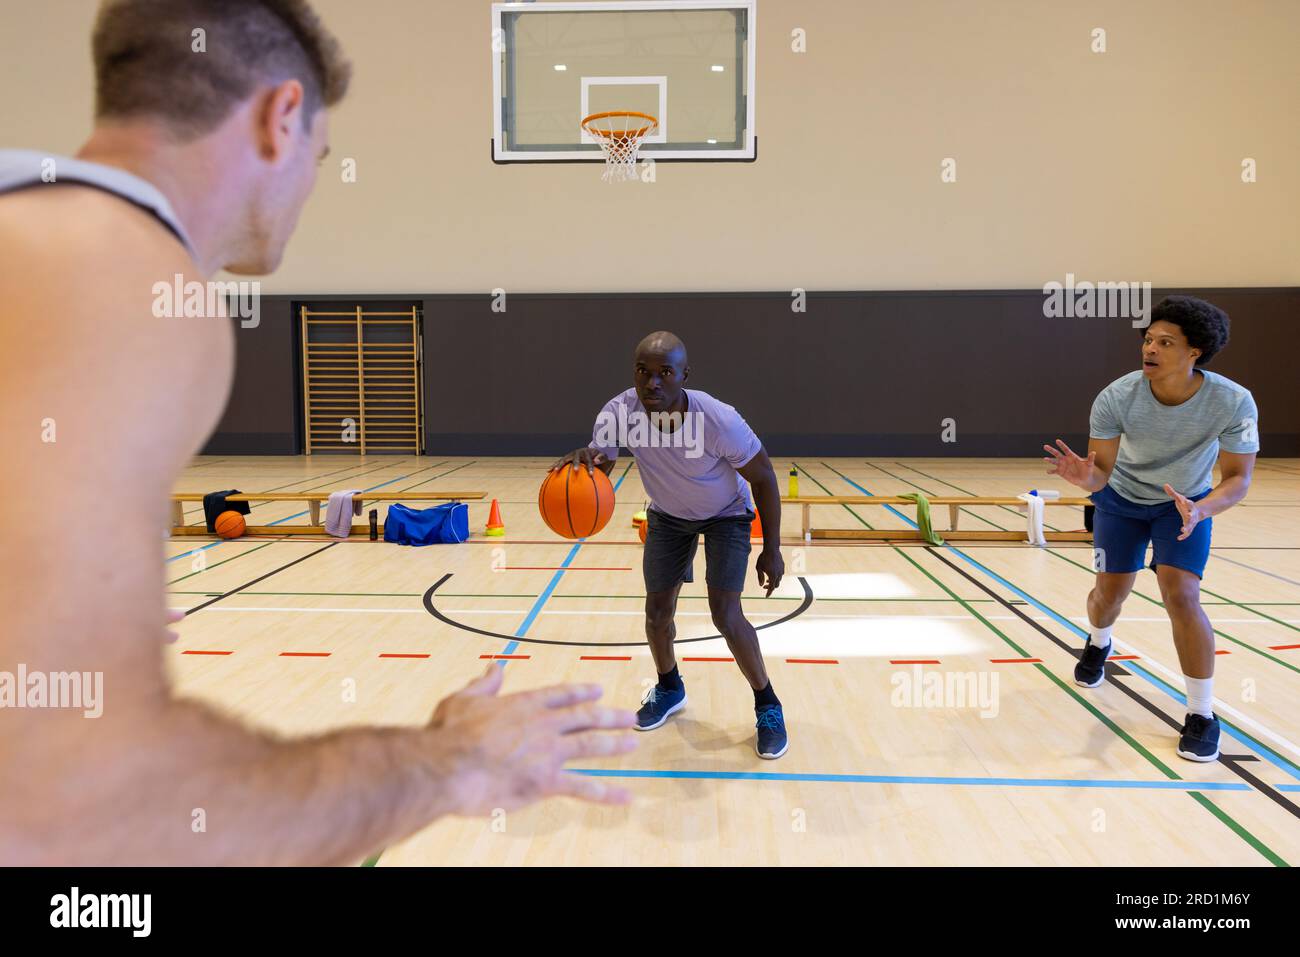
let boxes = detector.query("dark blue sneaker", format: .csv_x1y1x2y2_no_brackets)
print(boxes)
755,705,788,759
1073,640,1111,688
636,683,686,731
1177,713,1221,762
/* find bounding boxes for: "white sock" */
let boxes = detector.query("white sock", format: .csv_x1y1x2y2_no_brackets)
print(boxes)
1088,624,1113,649
1184,675,1214,719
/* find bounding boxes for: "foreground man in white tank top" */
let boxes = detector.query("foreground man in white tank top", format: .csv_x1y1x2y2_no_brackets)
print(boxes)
0,0,635,865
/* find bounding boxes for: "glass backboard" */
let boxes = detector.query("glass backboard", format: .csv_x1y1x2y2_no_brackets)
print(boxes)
491,1,757,162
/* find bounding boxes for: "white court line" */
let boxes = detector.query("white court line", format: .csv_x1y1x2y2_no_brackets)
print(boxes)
177,606,1300,625
1108,636,1300,763
182,606,427,614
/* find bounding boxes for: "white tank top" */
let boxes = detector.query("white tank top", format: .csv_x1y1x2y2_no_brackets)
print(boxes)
0,149,194,256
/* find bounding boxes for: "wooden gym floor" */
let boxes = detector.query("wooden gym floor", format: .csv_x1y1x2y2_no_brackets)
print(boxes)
167,456,1300,866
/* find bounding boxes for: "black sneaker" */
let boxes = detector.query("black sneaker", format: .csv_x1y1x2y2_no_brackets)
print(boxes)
1073,640,1111,688
755,704,788,759
1177,713,1221,762
635,683,686,731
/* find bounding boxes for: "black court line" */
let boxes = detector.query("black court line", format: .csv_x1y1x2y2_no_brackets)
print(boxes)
422,572,813,647
921,546,1300,823
1213,554,1300,589
185,543,338,615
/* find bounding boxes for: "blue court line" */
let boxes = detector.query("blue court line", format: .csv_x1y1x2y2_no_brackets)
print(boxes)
498,464,633,661
568,767,1250,792
1279,784,1300,792
823,465,1300,784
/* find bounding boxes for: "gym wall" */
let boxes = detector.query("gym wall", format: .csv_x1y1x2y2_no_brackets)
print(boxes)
3,1,1296,456
204,288,1300,457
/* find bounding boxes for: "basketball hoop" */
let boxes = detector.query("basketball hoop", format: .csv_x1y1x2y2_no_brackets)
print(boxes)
581,111,658,182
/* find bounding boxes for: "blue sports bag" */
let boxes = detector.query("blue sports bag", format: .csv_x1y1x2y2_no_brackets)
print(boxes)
383,502,469,545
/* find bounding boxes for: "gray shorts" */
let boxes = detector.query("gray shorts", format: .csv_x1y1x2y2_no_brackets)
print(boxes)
643,507,754,593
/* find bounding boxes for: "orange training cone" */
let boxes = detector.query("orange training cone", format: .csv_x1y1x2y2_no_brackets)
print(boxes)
750,508,762,540
486,498,505,536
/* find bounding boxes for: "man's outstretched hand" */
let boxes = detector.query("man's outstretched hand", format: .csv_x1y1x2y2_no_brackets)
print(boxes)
427,665,638,817
1043,439,1098,491
1164,484,1204,541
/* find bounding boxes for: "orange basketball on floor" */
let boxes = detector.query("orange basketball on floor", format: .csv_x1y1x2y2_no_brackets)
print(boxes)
539,465,615,539
215,510,246,539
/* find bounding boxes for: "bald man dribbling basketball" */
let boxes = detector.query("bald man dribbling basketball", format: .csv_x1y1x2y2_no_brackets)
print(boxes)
553,332,789,758
0,0,636,866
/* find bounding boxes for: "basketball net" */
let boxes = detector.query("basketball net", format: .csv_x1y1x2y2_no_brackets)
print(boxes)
581,111,658,183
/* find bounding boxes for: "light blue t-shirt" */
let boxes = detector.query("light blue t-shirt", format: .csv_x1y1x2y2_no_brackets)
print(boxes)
1089,369,1259,505
589,388,762,521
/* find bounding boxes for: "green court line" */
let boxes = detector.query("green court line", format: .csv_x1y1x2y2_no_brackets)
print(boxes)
823,463,1300,785
881,461,1300,675
1198,586,1300,635
1188,792,1288,867
801,461,1286,867
894,461,1300,630
1043,549,1300,675
882,462,1069,532
166,540,280,585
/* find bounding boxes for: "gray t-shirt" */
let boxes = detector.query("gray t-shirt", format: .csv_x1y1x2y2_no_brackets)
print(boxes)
0,149,194,256
589,388,762,521
1089,369,1259,505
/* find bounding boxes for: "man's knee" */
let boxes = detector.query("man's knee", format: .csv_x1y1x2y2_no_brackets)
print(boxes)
645,591,677,631
707,594,746,636
1157,569,1202,618
1091,573,1134,608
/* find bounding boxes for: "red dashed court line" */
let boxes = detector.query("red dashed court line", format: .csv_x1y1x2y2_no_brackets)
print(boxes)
480,654,531,660
1214,650,1232,656
683,656,735,663
990,657,1042,664
379,653,430,659
1111,654,1141,661
580,655,632,661
891,659,940,665
181,650,232,656
1269,643,1300,651
786,658,839,665
280,652,331,658
503,566,632,571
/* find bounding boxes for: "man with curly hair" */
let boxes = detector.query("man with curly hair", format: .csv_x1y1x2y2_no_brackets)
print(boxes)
1043,296,1259,762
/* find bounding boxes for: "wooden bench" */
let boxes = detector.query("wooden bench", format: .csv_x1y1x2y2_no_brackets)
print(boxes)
171,491,486,536
783,495,1093,542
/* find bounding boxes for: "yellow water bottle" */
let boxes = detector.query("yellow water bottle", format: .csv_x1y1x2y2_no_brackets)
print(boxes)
788,467,799,498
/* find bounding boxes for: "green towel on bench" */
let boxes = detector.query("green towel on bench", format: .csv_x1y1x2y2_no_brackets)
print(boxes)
899,492,945,546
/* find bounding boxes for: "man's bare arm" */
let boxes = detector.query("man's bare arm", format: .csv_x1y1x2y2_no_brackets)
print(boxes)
1043,437,1118,492
1196,451,1255,518
0,189,634,865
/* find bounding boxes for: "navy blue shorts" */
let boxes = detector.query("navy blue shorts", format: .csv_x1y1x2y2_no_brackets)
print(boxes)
1090,484,1213,578
642,507,754,593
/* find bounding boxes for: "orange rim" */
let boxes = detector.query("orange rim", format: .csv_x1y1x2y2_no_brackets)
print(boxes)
581,110,659,141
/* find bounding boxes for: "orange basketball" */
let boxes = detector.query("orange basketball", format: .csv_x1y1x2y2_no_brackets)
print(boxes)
215,510,246,539
539,465,615,539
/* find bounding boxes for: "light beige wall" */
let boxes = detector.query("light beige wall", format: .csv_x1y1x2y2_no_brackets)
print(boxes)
2,0,1297,293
